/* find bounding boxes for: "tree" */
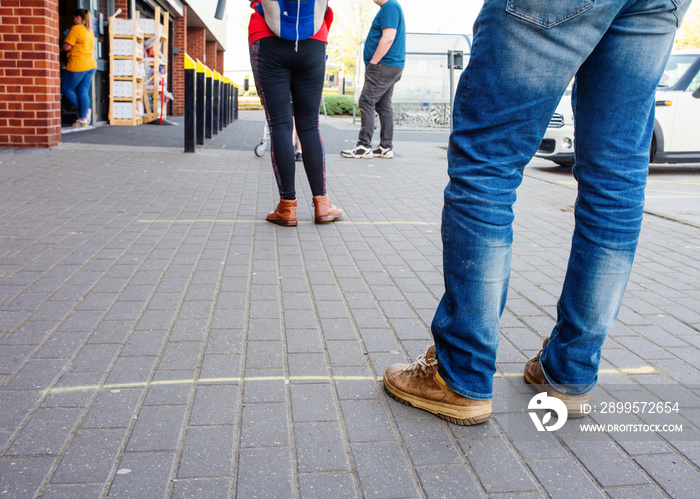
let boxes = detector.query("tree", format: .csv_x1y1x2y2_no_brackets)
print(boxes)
675,2,700,49
327,0,378,78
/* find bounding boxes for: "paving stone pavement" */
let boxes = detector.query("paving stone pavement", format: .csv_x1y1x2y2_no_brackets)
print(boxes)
1,111,699,498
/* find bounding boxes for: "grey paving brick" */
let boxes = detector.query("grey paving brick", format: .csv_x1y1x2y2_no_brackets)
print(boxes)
351,442,418,498
42,484,105,499
86,320,131,345
298,473,358,498
242,379,286,404
335,378,381,401
605,485,670,499
126,405,187,452
247,318,282,341
0,457,54,498
240,402,288,448
561,434,650,487
0,345,34,375
416,465,483,499
178,425,235,478
235,447,293,498
50,429,124,484
459,437,538,494
105,356,158,384
205,328,244,355
81,388,142,429
170,318,210,341
288,353,330,378
319,318,358,340
340,399,395,443
35,332,88,359
171,478,230,498
290,383,339,422
245,341,285,370
107,452,174,498
69,343,120,373
159,341,203,371
189,384,238,425
6,358,66,390
528,459,606,499
144,371,194,406
389,318,432,341
7,407,83,456
41,372,102,408
285,329,324,354
294,422,351,473
284,309,319,330
395,418,463,466
359,328,401,353
326,340,368,368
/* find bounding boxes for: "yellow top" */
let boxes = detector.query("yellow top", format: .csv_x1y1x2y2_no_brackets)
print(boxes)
213,71,220,81
196,59,205,73
184,54,195,70
64,24,97,72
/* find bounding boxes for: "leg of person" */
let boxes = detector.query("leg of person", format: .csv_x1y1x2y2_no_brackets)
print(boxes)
292,39,343,223
384,0,624,424
532,0,691,408
340,64,394,158
374,66,402,158
61,70,81,121
250,38,297,226
74,68,96,121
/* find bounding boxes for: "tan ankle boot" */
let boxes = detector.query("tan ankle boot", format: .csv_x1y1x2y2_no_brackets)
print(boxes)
266,198,297,227
312,195,344,223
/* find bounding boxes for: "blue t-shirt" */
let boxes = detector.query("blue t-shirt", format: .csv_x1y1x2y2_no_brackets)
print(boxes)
363,0,406,68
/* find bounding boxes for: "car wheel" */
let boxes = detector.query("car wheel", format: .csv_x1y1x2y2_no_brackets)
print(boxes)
649,134,657,163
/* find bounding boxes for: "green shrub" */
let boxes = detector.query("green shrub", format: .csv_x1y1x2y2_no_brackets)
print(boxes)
322,95,357,116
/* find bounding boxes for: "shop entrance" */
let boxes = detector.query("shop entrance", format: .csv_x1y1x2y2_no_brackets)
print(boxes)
58,0,111,126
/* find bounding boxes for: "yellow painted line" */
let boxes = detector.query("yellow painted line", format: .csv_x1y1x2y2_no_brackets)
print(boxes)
45,367,655,395
177,170,383,179
136,220,438,225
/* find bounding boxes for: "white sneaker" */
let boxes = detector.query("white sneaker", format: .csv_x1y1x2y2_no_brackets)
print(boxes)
372,146,394,158
340,145,373,159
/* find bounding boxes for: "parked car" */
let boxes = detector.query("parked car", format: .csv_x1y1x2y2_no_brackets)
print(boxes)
536,49,700,167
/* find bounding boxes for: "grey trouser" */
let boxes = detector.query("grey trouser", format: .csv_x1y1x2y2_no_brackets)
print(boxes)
357,62,403,149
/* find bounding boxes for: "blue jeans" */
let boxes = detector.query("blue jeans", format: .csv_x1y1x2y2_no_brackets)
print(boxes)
62,68,96,121
432,0,691,400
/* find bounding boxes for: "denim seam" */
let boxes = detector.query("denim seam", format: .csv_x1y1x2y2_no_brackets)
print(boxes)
506,0,594,29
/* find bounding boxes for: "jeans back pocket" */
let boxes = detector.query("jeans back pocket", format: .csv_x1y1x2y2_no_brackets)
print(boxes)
506,0,595,28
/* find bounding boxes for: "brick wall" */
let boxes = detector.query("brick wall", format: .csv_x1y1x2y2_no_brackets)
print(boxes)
114,0,128,17
205,41,217,72
171,6,187,116
0,0,61,147
187,27,205,63
217,50,224,75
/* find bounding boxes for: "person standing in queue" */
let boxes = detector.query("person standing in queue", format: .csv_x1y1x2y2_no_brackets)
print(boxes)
62,9,97,127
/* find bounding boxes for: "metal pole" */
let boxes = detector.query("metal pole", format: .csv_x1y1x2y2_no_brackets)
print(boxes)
205,66,213,139
196,59,205,145
184,54,196,152
213,72,220,135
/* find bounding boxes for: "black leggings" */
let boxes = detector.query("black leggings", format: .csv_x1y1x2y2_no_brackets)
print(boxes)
250,37,327,200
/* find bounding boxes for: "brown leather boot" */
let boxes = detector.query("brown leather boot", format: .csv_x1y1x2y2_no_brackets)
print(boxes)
312,195,344,223
266,198,297,227
524,338,588,418
383,346,492,425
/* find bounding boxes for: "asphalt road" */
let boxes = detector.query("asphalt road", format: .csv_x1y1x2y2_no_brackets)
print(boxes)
526,158,700,228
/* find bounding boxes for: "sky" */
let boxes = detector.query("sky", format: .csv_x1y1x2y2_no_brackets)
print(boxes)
224,1,484,75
